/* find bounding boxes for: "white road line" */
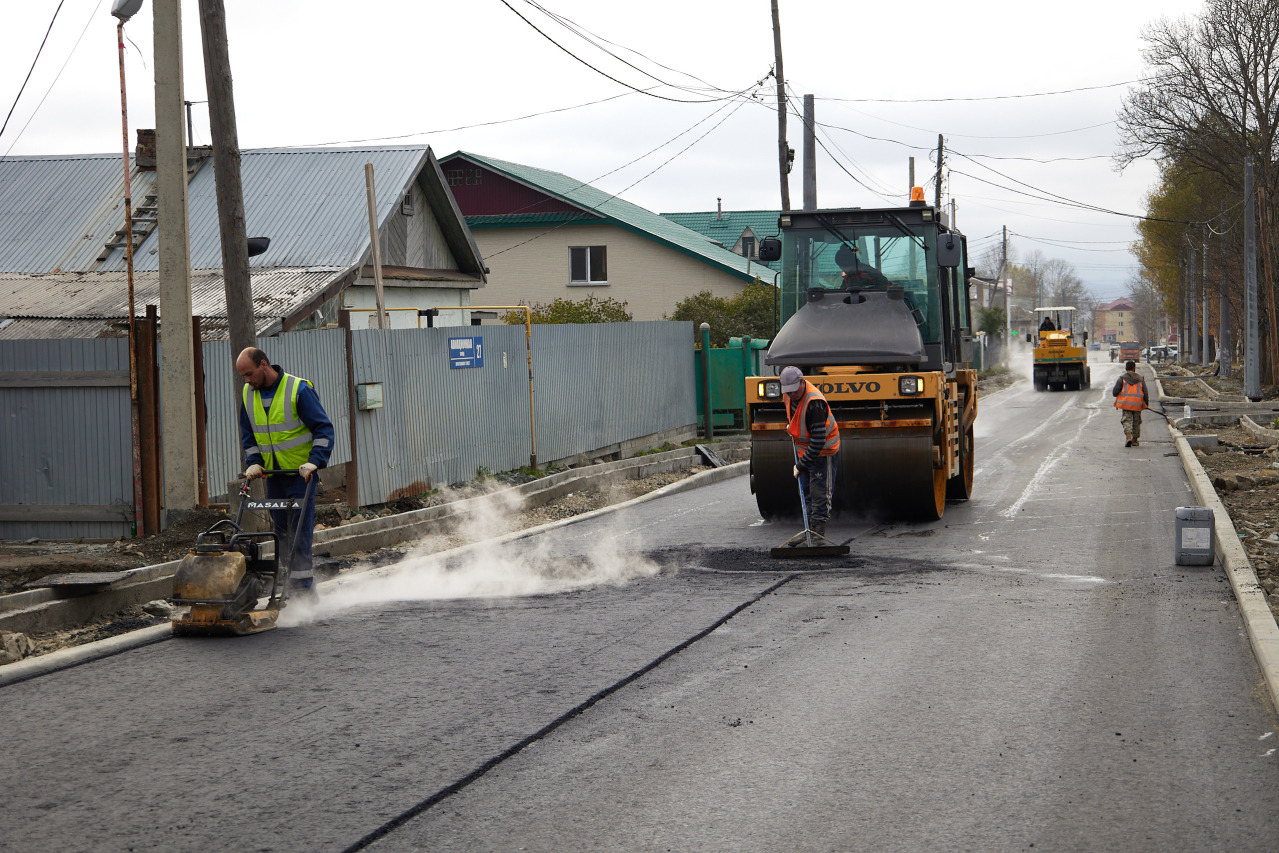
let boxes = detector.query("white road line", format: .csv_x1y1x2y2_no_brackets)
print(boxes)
1001,403,1101,519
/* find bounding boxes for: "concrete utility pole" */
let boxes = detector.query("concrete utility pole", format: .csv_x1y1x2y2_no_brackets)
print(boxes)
198,0,255,368
1188,248,1198,363
154,0,199,522
1245,156,1260,399
1219,202,1232,378
770,0,790,212
908,157,915,197
1201,227,1209,366
1002,225,1009,359
802,94,816,211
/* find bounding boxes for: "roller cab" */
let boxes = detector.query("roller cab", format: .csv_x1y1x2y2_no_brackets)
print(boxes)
1031,307,1090,391
747,201,978,521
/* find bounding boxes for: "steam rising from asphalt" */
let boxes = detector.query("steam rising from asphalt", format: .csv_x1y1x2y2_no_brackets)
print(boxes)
280,486,659,625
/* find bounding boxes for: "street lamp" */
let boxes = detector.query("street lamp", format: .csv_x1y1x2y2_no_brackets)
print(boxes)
112,0,145,534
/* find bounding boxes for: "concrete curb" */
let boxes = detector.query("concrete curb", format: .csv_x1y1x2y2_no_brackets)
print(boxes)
0,459,749,687
1171,422,1279,715
0,623,171,688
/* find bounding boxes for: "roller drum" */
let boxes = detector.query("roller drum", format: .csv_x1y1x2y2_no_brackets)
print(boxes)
752,428,944,522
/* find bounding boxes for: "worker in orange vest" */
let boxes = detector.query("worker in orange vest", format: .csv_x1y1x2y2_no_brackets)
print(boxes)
1112,360,1149,447
780,366,841,535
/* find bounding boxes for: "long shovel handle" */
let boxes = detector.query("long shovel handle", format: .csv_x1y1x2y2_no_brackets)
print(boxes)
792,443,812,547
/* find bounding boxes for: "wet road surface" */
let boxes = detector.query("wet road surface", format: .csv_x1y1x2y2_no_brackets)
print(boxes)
3,355,1279,851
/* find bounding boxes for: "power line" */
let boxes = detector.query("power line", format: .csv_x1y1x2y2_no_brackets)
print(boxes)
2,0,105,159
497,0,744,103
815,79,1139,104
0,0,69,145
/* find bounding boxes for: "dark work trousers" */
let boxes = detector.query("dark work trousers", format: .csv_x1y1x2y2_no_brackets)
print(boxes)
266,473,317,584
800,452,838,529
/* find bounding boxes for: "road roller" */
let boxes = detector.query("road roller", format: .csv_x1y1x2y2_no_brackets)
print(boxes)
170,471,316,636
746,194,978,521
1031,306,1090,391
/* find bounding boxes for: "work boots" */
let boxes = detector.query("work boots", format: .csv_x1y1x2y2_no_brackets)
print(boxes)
1124,429,1133,448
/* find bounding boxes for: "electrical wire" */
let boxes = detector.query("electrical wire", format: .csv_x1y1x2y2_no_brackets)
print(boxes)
486,95,754,259
516,0,730,99
497,0,742,103
816,79,1140,104
2,0,105,160
0,0,69,145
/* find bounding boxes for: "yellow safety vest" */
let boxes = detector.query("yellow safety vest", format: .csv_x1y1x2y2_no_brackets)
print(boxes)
243,372,314,470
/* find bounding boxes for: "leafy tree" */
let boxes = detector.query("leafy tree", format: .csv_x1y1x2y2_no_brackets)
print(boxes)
976,306,1006,338
502,295,632,325
669,280,778,347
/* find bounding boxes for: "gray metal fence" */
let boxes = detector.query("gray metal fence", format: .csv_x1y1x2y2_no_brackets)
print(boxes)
202,329,352,495
0,339,134,540
0,321,694,538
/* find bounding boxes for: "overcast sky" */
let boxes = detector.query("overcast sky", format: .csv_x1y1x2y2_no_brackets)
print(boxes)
1,0,1212,300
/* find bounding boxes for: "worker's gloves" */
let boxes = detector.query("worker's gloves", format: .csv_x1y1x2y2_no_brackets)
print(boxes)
299,462,318,481
792,465,800,479
244,464,265,480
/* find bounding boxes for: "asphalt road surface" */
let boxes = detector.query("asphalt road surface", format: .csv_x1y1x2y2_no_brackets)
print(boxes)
4,354,1279,852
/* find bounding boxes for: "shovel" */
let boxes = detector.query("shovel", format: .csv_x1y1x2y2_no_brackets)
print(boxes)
770,446,850,559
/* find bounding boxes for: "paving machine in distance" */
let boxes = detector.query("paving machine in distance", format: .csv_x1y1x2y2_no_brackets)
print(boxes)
746,191,978,522
170,470,316,636
1031,306,1090,392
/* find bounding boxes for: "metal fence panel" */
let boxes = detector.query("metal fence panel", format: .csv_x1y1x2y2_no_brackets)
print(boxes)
0,338,133,540
203,329,351,496
352,325,533,504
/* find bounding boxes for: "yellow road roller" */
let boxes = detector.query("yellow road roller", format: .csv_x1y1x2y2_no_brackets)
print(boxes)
1031,306,1090,391
747,195,978,521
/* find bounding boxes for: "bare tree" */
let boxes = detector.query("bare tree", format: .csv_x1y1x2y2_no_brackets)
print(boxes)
1117,0,1279,196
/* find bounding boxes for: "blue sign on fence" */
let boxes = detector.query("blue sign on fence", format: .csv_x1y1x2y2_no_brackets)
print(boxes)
449,336,483,369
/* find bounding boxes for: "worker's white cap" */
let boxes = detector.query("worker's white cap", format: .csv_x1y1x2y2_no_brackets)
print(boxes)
779,366,804,393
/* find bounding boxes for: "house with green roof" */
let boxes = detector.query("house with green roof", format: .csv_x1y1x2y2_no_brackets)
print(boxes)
660,207,782,275
438,152,766,321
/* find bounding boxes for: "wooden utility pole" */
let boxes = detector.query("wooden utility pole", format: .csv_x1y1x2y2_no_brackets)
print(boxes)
154,0,199,523
770,0,790,212
934,134,944,210
198,0,256,369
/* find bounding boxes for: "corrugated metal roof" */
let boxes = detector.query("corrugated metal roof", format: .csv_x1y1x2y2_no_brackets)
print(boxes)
659,210,782,271
0,268,336,328
443,152,760,283
0,146,433,274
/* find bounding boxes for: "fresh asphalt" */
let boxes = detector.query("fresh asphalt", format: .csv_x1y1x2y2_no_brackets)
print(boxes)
2,352,1278,852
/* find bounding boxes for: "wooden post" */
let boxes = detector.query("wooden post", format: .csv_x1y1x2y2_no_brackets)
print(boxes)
139,306,161,535
192,316,208,507
364,163,388,329
339,309,360,509
197,0,257,386
770,0,790,212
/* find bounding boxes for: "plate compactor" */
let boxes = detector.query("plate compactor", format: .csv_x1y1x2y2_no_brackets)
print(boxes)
171,469,316,636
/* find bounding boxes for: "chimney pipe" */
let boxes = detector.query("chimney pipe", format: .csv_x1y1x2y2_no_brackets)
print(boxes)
717,198,722,220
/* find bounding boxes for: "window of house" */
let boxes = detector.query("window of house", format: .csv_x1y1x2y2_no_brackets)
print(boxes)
741,235,756,259
570,246,608,285
466,168,483,186
446,169,465,187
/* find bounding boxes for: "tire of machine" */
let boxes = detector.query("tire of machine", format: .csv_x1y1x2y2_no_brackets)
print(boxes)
751,436,802,520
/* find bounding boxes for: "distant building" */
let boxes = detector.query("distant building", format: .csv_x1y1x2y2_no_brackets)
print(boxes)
1094,297,1138,343
438,152,760,321
660,206,781,275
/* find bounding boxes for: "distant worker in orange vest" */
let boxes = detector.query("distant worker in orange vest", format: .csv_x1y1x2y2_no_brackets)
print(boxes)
1112,360,1149,447
780,366,841,536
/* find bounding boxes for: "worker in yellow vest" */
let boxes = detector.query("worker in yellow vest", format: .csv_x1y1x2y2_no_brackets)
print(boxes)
237,347,335,598
780,366,841,536
1112,360,1149,447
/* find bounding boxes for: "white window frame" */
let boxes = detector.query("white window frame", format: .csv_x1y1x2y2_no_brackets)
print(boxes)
569,245,608,286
